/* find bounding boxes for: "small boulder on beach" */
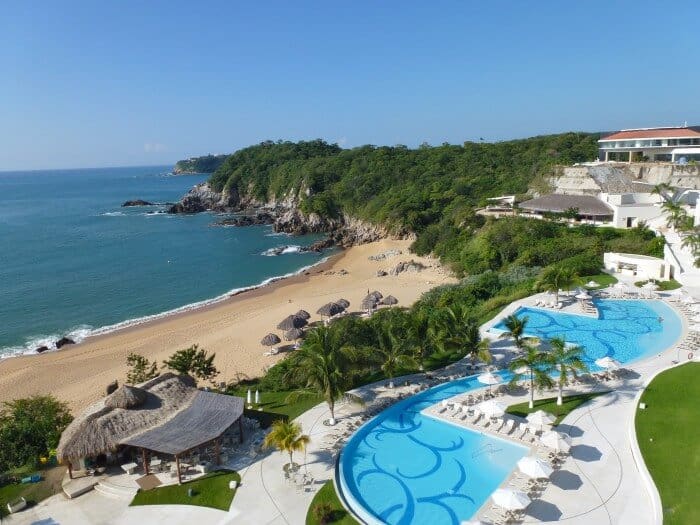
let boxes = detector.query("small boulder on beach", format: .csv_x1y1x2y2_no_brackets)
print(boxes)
55,337,75,349
35,345,49,353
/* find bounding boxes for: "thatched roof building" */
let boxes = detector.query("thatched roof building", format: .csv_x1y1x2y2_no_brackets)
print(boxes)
57,373,244,465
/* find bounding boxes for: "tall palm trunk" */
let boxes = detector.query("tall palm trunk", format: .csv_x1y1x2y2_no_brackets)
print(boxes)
529,369,534,409
557,365,564,405
289,451,294,466
328,399,336,425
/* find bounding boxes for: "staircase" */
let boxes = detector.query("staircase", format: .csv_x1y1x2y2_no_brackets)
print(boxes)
94,478,138,500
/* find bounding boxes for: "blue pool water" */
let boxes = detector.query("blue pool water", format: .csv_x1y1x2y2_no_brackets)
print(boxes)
492,300,683,368
339,374,527,525
338,299,683,524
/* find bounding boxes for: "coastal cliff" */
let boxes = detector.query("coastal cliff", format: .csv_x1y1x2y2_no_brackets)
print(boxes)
173,154,228,175
168,182,399,247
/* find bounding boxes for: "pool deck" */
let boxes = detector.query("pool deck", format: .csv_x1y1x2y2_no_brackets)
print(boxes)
6,287,696,525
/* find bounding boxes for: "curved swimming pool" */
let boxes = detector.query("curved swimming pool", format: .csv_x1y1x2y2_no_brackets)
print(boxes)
337,300,683,524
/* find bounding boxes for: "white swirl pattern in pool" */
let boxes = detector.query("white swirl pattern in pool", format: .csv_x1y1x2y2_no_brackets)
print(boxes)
338,300,682,524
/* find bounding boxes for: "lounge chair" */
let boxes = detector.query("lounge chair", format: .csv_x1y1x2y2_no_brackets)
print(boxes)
500,419,515,434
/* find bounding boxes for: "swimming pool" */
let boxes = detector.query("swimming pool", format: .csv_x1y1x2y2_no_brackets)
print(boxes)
491,300,683,368
338,374,527,525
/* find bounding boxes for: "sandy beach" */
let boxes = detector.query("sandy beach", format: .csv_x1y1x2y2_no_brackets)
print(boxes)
0,239,456,413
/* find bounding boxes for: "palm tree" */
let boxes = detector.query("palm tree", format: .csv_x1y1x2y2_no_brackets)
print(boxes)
432,304,481,356
547,337,589,405
500,314,529,350
463,323,492,365
536,265,578,304
406,307,434,369
263,419,310,470
285,326,363,425
374,326,419,388
509,343,553,409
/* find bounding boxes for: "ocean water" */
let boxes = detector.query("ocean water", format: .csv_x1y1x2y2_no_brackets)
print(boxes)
0,166,328,357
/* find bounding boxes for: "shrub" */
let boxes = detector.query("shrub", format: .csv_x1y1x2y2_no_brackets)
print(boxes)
312,502,335,525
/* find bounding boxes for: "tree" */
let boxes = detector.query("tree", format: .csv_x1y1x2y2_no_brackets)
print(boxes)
547,337,589,405
500,314,529,350
536,265,578,304
263,419,310,469
373,324,419,388
0,395,73,471
285,326,363,425
509,344,554,409
163,344,219,384
126,353,159,385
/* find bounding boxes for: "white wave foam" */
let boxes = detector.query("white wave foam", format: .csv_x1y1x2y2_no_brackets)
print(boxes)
265,231,290,237
101,211,125,217
0,257,329,359
262,245,303,256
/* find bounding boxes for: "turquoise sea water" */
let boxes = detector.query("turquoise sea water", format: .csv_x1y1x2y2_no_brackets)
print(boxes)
0,166,328,357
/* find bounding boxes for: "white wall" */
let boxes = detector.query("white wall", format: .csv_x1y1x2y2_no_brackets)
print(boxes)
604,252,671,281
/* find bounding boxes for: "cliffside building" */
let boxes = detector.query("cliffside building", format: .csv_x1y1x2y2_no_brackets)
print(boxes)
598,126,700,163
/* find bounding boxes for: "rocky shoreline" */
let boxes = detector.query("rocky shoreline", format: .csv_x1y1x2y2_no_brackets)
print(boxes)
165,182,412,248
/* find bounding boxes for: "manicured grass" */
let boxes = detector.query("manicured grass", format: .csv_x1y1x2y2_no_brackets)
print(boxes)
506,391,610,425
0,465,64,518
130,469,240,510
306,480,358,525
230,389,324,423
580,273,617,289
634,279,682,291
636,362,700,525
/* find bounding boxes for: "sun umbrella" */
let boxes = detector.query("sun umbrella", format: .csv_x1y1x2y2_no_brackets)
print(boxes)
246,389,252,405
595,356,621,369
295,309,311,320
491,488,531,511
369,290,383,300
540,430,571,453
517,456,553,479
260,333,281,346
361,297,378,311
255,390,260,404
526,410,556,431
690,324,700,333
575,292,591,300
642,282,659,290
477,371,502,386
277,314,307,331
284,328,304,341
317,302,343,317
382,295,399,306
682,295,697,304
335,298,350,309
478,399,506,419
585,280,599,288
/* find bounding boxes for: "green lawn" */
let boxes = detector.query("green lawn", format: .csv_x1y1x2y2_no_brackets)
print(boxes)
636,362,700,525
229,388,324,423
130,470,240,510
306,480,358,525
580,273,618,289
506,391,609,425
0,465,64,518
634,279,682,291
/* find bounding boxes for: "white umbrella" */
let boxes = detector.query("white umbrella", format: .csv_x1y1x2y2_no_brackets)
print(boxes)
517,456,554,479
477,371,502,386
255,390,260,404
246,389,252,405
526,410,556,430
585,280,599,288
691,315,700,323
642,282,659,290
540,430,572,453
575,292,591,300
690,324,700,333
595,356,621,370
491,488,531,511
478,399,506,419
682,295,697,304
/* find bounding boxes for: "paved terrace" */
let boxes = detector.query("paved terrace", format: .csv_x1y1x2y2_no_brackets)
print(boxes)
5,293,696,525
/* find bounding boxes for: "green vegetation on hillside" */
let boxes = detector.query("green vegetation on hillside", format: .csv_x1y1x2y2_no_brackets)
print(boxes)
636,363,700,525
174,154,228,174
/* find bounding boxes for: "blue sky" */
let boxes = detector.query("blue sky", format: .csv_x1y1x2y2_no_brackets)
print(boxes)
2,1,699,170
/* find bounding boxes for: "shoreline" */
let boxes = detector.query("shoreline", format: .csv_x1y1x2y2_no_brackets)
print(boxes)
0,251,339,360
0,239,456,412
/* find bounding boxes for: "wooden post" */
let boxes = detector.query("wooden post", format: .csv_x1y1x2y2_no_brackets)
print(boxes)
214,438,221,466
175,454,182,485
238,416,244,444
142,448,149,475
68,461,73,480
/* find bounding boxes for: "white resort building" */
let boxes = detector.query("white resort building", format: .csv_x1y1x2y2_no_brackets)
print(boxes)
598,126,700,163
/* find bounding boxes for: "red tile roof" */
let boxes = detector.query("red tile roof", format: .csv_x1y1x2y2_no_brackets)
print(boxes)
600,127,700,141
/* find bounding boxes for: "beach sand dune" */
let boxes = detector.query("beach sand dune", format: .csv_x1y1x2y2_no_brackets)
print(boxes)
0,240,456,412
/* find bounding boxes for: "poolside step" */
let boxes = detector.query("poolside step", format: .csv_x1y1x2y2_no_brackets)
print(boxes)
95,480,138,500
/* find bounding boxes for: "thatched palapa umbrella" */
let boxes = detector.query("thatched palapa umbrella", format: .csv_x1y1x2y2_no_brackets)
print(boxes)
369,290,383,301
284,328,304,341
105,385,147,409
317,302,343,317
336,298,350,309
261,333,281,347
277,314,307,331
295,309,311,320
382,295,398,306
362,296,378,312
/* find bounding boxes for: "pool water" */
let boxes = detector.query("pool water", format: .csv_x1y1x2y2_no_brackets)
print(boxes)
338,375,527,525
491,300,683,368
